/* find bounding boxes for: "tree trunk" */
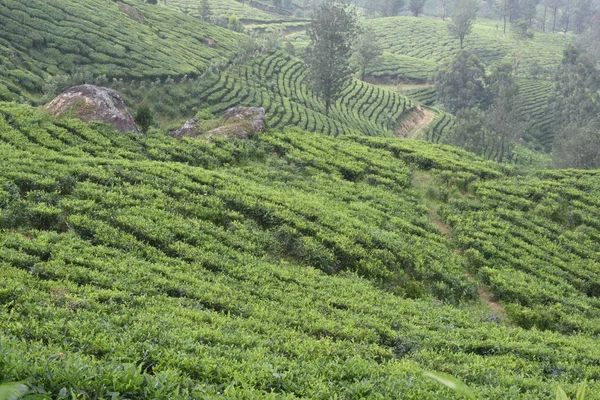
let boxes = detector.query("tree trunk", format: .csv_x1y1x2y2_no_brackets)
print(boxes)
503,0,508,35
325,98,331,116
542,6,547,31
553,6,557,32
460,36,464,49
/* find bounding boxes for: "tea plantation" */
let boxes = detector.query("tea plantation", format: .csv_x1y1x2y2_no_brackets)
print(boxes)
0,0,241,101
1,103,599,398
113,51,418,136
368,17,572,80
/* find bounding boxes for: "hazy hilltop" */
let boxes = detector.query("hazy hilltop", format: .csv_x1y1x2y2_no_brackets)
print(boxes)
1,0,600,399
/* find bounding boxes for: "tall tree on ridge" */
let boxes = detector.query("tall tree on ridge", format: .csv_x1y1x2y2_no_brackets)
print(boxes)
448,0,480,48
435,51,488,113
352,27,383,80
200,0,212,22
305,2,359,116
410,0,427,16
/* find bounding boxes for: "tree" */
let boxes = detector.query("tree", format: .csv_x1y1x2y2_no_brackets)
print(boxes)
389,0,406,15
435,51,487,113
227,14,245,32
484,83,525,162
577,16,600,63
446,59,524,162
487,59,519,102
410,0,427,16
305,2,359,116
135,105,154,134
553,118,600,168
448,0,480,48
520,0,540,27
572,0,592,33
560,0,572,32
200,0,212,22
352,27,383,80
549,44,600,130
547,44,600,161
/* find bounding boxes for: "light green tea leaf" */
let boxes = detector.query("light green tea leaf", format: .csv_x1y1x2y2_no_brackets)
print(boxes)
0,382,29,400
424,372,478,400
556,387,570,400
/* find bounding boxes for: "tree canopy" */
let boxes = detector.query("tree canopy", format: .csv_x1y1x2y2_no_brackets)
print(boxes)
448,0,479,49
305,2,360,116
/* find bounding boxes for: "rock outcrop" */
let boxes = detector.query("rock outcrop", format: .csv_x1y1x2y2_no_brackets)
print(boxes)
168,107,266,140
46,85,138,133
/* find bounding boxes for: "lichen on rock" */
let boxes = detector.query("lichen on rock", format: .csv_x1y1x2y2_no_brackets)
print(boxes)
46,84,139,133
168,107,266,140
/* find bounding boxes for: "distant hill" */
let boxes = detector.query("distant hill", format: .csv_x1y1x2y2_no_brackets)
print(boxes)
1,102,599,398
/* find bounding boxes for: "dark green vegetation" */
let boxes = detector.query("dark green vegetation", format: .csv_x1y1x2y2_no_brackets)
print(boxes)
2,0,600,397
367,17,572,81
2,102,600,398
115,51,417,136
0,0,241,102
305,2,359,116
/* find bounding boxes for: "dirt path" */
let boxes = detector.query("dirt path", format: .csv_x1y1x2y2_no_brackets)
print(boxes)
466,272,504,315
407,108,435,139
478,287,504,315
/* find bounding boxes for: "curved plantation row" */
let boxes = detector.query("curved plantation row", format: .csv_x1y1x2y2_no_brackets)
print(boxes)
368,17,571,80
0,102,470,300
0,0,240,101
514,78,555,149
369,53,437,81
444,169,600,335
404,86,438,106
1,102,599,398
423,109,455,144
194,52,417,136
166,0,299,23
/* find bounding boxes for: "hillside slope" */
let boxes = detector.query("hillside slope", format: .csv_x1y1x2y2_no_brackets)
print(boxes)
367,17,573,81
1,103,600,398
0,0,241,101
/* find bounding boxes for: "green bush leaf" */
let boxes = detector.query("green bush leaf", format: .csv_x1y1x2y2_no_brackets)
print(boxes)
576,383,586,400
556,387,569,400
0,382,29,400
424,372,478,400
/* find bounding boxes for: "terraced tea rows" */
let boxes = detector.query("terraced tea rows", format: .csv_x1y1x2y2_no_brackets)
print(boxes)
194,52,417,136
370,53,437,81
368,17,572,80
165,0,300,24
423,108,455,143
404,86,438,105
0,0,240,101
1,102,599,398
514,77,555,149
445,170,600,334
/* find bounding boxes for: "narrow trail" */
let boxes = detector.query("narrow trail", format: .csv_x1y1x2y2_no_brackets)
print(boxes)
478,287,504,315
408,108,435,139
466,272,505,316
396,106,436,139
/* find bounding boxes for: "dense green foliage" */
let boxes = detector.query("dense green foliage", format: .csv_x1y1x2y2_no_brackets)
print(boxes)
1,103,600,398
305,2,359,115
366,17,572,80
114,51,417,136
2,0,600,397
165,0,304,24
0,0,241,101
